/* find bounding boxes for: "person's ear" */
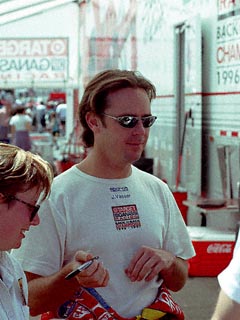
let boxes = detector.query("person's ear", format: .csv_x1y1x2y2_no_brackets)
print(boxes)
85,112,102,132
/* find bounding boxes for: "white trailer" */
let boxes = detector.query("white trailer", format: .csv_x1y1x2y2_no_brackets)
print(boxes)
76,0,240,229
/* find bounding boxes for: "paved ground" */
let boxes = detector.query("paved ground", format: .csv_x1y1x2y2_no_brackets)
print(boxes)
172,276,219,320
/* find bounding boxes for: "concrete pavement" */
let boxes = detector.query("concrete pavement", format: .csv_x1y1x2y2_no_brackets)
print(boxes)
172,276,219,320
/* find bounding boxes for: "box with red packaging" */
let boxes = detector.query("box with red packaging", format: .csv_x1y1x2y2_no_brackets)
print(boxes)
187,226,236,277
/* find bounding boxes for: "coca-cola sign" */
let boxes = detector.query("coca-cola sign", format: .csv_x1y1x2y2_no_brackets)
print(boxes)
207,243,233,254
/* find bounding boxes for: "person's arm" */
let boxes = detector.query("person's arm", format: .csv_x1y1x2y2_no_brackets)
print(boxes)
10,124,15,138
159,254,188,291
25,121,32,131
211,289,240,320
25,251,109,317
125,245,188,291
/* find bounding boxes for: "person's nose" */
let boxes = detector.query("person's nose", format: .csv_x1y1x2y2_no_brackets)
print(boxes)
132,119,146,134
31,214,40,226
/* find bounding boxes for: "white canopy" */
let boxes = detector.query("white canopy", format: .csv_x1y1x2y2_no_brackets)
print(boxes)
0,0,82,26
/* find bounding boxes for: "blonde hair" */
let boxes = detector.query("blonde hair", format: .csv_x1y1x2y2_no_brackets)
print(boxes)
0,143,53,200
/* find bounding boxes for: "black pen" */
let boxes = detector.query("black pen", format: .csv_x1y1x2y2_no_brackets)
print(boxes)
65,256,99,280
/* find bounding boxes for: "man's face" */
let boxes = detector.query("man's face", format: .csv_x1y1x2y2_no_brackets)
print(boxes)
95,87,152,167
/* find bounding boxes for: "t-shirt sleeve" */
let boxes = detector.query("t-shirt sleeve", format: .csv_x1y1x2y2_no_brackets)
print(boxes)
218,237,240,303
161,183,195,260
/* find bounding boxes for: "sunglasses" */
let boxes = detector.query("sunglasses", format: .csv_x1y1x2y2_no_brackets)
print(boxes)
102,113,157,128
4,194,40,222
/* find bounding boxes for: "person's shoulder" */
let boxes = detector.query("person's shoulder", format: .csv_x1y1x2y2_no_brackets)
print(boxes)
2,251,24,276
56,103,66,111
9,115,16,123
132,165,168,187
53,165,80,186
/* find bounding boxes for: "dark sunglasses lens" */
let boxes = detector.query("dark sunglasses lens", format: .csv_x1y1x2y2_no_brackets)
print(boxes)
142,116,156,128
119,116,138,128
30,205,40,221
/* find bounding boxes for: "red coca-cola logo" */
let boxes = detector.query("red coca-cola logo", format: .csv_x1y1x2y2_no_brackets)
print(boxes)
207,243,233,253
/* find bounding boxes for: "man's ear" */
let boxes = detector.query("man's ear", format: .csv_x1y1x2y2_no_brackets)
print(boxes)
85,112,102,132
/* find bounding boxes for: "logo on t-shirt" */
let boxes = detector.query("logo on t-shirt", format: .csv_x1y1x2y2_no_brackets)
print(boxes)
109,186,130,199
112,204,141,230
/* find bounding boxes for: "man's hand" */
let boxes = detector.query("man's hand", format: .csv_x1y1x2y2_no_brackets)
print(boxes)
125,245,188,291
25,250,109,316
125,245,176,282
71,251,109,287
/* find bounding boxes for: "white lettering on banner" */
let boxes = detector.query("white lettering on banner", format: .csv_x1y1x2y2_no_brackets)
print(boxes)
159,291,182,313
207,243,233,254
0,38,68,82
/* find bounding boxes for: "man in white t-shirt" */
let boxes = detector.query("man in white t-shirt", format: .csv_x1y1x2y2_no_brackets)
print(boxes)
56,103,66,135
211,233,240,320
12,70,195,319
35,101,46,132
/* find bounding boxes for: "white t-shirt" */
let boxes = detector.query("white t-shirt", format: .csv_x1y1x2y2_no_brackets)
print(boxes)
0,251,29,320
56,104,66,121
218,235,240,304
0,106,9,126
9,114,32,131
12,165,195,317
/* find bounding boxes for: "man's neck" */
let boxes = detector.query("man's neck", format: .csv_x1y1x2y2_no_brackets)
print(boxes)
76,154,132,179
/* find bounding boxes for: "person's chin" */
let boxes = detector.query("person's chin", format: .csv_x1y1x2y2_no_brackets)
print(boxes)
13,239,23,249
133,151,142,161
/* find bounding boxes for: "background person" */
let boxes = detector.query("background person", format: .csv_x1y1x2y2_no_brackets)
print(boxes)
0,92,12,143
12,69,195,319
0,143,53,319
9,105,32,151
56,102,66,135
211,234,240,320
35,101,47,133
46,111,60,150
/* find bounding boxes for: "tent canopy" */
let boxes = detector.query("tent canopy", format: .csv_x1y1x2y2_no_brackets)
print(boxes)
0,0,82,26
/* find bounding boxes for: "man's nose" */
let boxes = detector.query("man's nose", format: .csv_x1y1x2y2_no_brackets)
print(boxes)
132,119,146,133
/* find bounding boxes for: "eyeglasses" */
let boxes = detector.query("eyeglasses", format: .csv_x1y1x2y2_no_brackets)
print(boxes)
4,194,40,222
102,113,157,128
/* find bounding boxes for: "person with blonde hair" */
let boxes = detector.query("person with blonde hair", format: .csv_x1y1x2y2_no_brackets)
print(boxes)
0,143,54,319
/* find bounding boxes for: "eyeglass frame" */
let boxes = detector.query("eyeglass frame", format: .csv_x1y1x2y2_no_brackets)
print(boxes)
101,113,157,128
3,193,40,222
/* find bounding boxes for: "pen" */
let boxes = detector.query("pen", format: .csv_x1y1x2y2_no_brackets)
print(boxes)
65,256,99,280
